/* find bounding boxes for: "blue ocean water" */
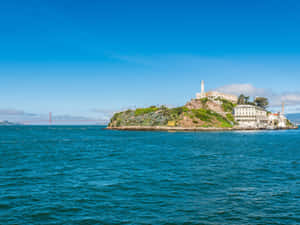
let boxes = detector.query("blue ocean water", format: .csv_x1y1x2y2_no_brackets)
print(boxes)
0,126,299,225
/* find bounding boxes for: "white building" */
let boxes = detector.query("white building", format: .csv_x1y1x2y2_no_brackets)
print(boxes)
268,113,287,128
234,105,268,128
196,80,238,103
205,91,238,103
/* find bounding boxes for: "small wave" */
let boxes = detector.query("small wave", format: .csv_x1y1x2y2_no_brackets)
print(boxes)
0,203,11,209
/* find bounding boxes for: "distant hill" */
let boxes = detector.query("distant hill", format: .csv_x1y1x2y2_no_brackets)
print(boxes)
0,120,17,125
287,113,300,125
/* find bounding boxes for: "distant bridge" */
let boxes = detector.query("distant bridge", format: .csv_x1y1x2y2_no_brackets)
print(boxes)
20,112,106,125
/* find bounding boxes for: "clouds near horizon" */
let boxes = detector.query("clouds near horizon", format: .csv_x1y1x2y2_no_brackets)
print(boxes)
215,84,269,98
215,84,300,110
0,108,36,116
0,108,106,124
2,84,300,124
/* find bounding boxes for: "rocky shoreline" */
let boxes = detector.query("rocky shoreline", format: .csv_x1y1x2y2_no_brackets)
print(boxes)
106,125,298,132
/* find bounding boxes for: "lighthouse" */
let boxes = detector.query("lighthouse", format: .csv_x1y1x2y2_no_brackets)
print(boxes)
200,80,206,98
196,80,206,99
201,80,205,96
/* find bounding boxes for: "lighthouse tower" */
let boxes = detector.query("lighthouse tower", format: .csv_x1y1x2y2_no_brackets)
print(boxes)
196,80,206,99
201,80,205,96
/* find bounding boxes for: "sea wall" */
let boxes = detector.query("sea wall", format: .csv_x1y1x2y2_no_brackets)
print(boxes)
106,125,298,132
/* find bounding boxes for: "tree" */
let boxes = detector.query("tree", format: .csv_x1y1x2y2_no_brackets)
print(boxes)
254,97,269,109
245,96,250,104
238,94,246,104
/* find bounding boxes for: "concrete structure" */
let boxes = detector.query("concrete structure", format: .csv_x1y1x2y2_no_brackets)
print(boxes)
205,91,238,103
196,80,238,103
234,105,268,128
234,101,291,129
268,113,288,128
267,102,289,128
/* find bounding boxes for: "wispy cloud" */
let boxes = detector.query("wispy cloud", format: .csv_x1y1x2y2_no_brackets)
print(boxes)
91,108,127,121
107,53,154,66
0,108,36,116
0,108,107,124
215,84,269,97
279,93,300,106
91,108,117,114
215,84,300,112
52,114,93,121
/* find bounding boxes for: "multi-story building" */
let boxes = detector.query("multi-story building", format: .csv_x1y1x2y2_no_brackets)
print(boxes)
234,105,268,128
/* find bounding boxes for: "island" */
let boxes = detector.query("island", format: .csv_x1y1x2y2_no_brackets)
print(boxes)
107,81,298,131
0,120,19,126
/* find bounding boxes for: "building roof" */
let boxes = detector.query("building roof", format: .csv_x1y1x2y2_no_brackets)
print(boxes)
234,104,266,111
206,91,237,98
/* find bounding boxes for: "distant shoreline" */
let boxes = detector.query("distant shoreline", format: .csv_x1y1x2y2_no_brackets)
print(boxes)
105,126,298,132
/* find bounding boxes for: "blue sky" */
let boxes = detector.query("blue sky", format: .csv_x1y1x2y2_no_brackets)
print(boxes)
1,0,300,123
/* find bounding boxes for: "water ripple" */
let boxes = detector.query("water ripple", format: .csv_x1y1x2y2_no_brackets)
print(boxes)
0,126,299,224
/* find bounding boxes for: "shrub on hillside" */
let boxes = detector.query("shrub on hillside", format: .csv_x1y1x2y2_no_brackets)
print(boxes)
134,106,159,116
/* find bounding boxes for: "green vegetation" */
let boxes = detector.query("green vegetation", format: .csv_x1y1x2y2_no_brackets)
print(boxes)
134,106,159,116
226,113,235,123
238,94,269,109
210,111,232,127
220,99,235,112
193,108,212,122
238,94,246,104
190,108,233,127
238,94,251,105
108,105,188,127
254,97,269,109
169,106,189,116
200,97,208,104
109,102,234,128
286,119,293,127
